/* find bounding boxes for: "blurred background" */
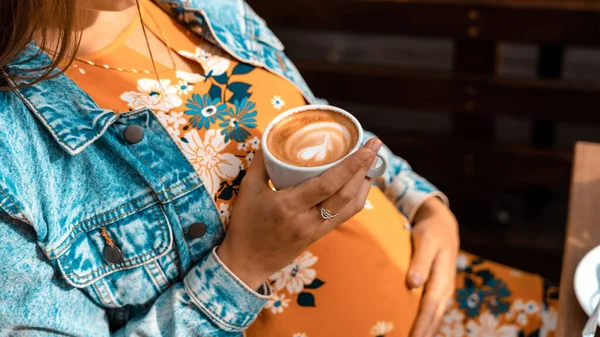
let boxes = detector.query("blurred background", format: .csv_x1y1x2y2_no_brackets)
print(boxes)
247,0,600,282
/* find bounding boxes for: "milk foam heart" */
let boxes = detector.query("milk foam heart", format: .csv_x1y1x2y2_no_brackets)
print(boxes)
267,110,359,167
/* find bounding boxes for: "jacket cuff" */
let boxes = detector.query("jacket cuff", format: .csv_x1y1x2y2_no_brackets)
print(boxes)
405,191,449,223
184,247,270,332
385,173,449,223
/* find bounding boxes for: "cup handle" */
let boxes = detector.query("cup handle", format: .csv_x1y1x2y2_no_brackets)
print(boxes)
366,144,389,179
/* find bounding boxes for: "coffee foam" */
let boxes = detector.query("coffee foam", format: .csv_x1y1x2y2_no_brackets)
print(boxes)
267,109,359,167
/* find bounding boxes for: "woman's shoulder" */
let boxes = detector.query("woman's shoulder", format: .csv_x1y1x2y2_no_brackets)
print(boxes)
0,84,76,226
0,88,36,223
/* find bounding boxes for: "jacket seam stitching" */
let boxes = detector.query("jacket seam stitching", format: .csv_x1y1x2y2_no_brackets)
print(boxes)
161,181,203,203
183,276,246,332
92,282,113,306
77,193,154,226
0,188,29,224
48,194,156,255
4,71,117,155
124,107,203,199
0,190,17,218
50,199,158,257
163,176,197,194
153,260,170,290
61,205,167,279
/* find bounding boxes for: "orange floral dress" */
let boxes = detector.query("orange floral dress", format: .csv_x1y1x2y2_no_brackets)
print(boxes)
65,2,559,336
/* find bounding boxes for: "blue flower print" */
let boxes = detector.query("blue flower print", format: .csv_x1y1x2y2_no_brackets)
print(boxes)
217,97,257,142
457,279,485,318
184,94,227,130
484,278,512,316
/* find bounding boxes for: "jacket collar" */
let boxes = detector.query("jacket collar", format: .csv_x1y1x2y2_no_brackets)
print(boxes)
5,0,287,156
154,0,284,63
5,43,117,155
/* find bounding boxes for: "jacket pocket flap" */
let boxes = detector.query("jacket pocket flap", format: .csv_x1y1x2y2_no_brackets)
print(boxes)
55,204,172,287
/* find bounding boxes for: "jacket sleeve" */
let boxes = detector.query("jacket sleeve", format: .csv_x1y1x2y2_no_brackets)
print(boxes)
0,210,268,337
365,130,449,222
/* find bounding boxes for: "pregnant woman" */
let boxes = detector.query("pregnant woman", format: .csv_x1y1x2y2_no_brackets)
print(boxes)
0,0,557,336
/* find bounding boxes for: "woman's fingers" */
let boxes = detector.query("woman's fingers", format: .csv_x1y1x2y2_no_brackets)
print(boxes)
292,139,381,209
292,147,374,208
409,252,455,337
314,178,372,238
318,157,373,215
244,149,271,188
407,227,438,289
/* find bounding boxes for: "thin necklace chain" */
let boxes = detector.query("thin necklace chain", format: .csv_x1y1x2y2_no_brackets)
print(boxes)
74,4,201,75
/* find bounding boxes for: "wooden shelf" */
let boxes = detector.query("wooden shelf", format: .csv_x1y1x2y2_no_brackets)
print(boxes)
249,0,600,46
294,60,600,124
375,0,600,12
373,131,573,188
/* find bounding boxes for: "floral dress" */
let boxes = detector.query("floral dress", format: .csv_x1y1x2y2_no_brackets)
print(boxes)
65,1,559,336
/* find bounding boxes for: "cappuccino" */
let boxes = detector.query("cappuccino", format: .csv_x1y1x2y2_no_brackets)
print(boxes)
266,109,359,167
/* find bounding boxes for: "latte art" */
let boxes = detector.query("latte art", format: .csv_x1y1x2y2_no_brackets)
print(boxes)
267,110,359,167
286,122,352,165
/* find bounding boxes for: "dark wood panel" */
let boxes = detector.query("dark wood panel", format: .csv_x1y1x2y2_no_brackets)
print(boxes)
249,0,600,46
379,0,600,12
452,40,497,141
375,132,573,188
557,142,600,336
295,61,600,124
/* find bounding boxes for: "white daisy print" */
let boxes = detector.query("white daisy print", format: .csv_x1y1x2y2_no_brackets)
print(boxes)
246,136,261,150
439,324,465,337
540,306,557,337
218,203,230,226
516,313,528,326
180,129,242,197
511,299,524,312
465,312,519,337
176,80,194,95
79,67,86,75
237,142,249,151
176,70,205,84
456,253,469,270
509,269,523,277
524,300,539,314
292,334,307,337
154,110,171,127
166,126,181,140
168,111,187,129
265,293,290,314
364,199,374,210
271,95,285,110
370,321,394,336
121,79,183,112
270,251,318,294
179,46,231,76
245,151,254,166
444,309,464,324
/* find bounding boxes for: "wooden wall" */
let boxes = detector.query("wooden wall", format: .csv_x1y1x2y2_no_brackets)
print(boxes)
247,0,600,280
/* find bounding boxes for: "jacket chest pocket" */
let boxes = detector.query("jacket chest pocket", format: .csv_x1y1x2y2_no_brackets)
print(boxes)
52,198,173,307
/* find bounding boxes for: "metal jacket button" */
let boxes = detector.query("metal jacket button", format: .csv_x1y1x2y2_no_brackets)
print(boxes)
124,125,144,144
103,245,123,264
189,222,208,239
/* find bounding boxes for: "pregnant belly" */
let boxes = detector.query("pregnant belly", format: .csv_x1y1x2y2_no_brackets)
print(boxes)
247,187,421,337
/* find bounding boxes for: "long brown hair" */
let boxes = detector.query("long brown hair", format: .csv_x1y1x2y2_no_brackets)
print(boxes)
0,0,82,89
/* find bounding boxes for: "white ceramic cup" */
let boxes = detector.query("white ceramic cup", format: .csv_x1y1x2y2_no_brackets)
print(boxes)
261,105,389,190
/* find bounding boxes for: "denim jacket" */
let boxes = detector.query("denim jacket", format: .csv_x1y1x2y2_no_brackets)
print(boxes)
0,0,445,335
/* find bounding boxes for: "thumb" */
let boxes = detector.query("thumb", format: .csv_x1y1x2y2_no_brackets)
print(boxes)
407,231,437,289
245,149,270,187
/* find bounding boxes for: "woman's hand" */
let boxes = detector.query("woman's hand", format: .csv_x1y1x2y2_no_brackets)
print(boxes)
408,197,460,337
217,138,383,290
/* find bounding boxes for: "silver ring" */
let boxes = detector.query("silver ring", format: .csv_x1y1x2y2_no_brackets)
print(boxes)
319,206,338,221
